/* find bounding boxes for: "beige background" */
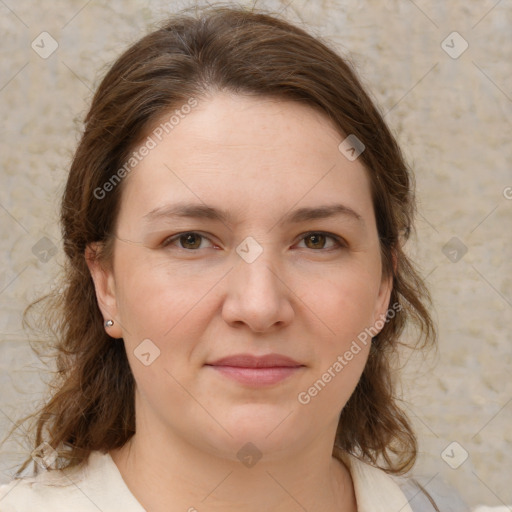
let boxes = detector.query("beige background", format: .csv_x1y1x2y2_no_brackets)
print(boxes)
0,0,511,508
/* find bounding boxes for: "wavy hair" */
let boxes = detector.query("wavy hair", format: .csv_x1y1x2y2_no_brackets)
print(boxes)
14,3,436,479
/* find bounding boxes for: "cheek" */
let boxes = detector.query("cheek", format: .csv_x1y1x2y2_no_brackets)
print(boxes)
114,258,211,405
114,250,211,337
294,260,380,400
305,261,382,341
294,278,374,418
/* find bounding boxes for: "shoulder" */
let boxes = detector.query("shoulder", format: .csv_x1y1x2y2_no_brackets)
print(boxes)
394,473,471,512
0,459,88,512
341,452,416,510
340,452,470,512
0,451,144,512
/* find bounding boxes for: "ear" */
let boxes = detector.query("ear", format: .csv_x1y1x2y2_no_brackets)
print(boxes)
85,242,123,339
371,250,395,333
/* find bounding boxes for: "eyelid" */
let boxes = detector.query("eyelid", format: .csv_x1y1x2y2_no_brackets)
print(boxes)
296,231,348,249
161,231,218,249
161,230,347,251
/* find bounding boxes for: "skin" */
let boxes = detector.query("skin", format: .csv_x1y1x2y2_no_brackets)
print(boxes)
86,91,393,512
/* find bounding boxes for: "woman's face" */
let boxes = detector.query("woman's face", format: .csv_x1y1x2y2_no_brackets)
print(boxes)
88,92,392,461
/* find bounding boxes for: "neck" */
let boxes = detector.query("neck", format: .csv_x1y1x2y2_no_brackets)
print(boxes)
110,426,357,512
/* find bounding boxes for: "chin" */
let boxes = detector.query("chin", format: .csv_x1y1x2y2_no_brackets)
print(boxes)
201,404,311,458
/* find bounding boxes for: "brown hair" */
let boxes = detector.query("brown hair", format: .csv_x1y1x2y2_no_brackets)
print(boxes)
16,3,436,479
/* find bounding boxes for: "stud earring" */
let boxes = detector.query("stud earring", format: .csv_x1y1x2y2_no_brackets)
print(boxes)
104,320,114,328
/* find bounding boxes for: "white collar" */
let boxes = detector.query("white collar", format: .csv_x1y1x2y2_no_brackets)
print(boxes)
98,450,413,511
339,451,414,512
2,449,413,511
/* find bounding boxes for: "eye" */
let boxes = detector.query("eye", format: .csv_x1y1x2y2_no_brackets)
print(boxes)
161,231,346,252
295,232,346,251
161,232,216,251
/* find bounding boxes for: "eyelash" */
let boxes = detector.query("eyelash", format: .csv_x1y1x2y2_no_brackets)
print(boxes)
161,231,347,252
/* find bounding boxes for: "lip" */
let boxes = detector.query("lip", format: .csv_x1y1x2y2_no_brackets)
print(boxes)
207,353,303,368
205,353,305,386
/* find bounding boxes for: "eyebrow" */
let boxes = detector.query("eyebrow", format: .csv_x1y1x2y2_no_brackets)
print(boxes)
143,202,364,227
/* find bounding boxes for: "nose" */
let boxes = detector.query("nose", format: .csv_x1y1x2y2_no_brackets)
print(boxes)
221,247,295,333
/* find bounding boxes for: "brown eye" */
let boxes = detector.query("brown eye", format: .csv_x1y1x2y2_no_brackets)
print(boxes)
297,232,345,251
178,233,203,249
304,233,326,249
162,232,213,250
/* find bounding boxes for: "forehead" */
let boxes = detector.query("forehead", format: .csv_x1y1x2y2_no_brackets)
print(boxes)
117,92,374,228
159,92,342,159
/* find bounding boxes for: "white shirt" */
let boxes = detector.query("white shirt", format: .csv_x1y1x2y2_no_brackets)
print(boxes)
0,450,463,511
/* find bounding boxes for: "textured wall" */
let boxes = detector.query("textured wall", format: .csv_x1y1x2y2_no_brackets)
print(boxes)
0,0,511,508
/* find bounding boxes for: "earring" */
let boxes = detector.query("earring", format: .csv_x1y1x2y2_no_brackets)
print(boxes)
104,320,114,328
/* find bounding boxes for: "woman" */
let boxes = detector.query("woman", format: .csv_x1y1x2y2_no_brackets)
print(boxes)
0,4,466,511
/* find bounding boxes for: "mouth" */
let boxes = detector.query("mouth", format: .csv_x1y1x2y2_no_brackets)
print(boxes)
205,353,305,386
